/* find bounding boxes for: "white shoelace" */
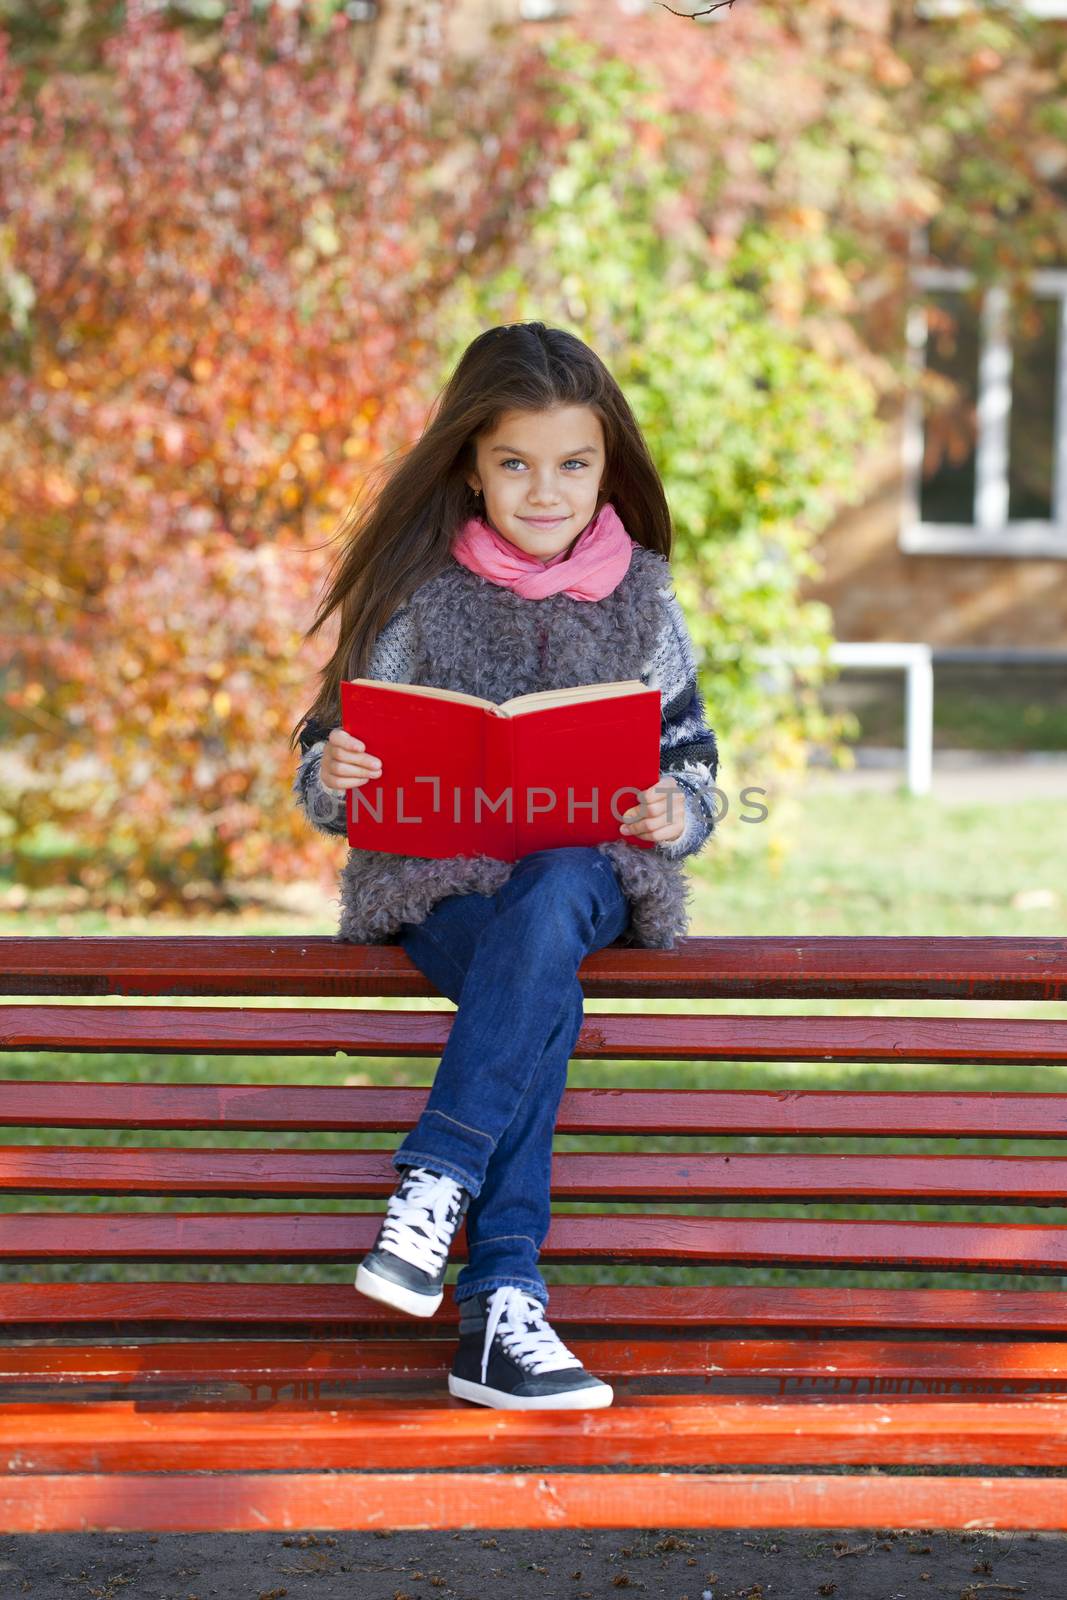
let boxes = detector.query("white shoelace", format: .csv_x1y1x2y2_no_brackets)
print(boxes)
481,1285,584,1386
379,1166,465,1275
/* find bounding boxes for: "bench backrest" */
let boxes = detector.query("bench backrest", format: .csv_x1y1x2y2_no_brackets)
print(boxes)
1,934,1066,1392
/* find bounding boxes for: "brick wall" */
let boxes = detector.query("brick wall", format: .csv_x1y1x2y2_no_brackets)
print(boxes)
801,401,1067,646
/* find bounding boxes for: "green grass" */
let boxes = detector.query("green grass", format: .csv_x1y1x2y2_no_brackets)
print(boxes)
2,786,1066,1297
827,677,1067,753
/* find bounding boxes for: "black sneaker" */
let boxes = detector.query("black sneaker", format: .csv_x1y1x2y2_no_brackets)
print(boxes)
355,1165,471,1318
448,1284,614,1410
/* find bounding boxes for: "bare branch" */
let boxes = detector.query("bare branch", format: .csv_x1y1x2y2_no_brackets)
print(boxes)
654,1,741,16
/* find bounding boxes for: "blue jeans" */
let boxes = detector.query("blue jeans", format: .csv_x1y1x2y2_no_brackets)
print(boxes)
394,846,632,1310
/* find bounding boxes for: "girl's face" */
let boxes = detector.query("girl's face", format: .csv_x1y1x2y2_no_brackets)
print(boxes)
465,405,607,563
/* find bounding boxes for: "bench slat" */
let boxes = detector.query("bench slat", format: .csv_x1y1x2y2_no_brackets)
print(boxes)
4,1005,1064,1064
2,1337,1067,1388
4,1212,1067,1271
5,934,1066,1001
2,1469,1065,1532
0,1281,1064,1332
5,1396,1067,1470
2,1146,1067,1203
2,1082,1066,1134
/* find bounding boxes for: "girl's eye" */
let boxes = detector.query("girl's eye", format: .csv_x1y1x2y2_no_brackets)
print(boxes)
500,458,587,472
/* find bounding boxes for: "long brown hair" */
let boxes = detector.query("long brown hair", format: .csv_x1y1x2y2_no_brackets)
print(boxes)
288,321,674,750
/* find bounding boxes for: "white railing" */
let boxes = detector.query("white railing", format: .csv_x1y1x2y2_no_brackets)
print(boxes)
755,642,934,796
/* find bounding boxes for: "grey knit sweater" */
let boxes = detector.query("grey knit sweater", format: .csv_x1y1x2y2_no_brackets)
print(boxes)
293,543,719,948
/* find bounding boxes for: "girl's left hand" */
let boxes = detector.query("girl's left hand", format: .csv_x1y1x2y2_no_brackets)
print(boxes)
619,774,686,845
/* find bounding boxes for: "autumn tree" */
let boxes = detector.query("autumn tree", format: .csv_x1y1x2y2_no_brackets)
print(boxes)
0,0,566,905
2,0,1062,907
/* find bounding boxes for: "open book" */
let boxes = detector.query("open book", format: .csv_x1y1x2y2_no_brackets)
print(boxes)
339,678,662,861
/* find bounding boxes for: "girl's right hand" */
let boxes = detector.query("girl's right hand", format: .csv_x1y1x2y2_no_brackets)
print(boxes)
319,728,383,791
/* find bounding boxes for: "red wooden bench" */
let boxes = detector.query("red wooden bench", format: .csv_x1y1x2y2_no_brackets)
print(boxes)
1,933,1067,1534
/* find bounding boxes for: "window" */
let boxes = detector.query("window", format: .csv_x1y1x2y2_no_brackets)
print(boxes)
916,1,1067,16
900,257,1067,558
518,0,572,17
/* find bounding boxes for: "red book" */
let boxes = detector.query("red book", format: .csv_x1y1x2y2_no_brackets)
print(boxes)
339,678,662,861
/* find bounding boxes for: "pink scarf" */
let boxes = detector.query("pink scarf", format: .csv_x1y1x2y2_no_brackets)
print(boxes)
450,499,636,601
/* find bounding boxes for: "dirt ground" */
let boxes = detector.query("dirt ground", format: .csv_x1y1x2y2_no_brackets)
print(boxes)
2,1525,1065,1600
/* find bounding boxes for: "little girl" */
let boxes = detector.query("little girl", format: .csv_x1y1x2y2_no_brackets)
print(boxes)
291,321,719,1411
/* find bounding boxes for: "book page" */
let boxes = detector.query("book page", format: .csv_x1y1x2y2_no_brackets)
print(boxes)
346,677,653,718
500,680,651,716
347,679,496,712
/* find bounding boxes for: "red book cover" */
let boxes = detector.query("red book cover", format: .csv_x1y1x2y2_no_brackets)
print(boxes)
339,678,662,861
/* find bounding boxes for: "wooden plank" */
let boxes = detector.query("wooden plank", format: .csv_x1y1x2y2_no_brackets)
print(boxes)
1,1469,1067,1533
4,1005,1065,1064
3,1082,1067,1135
6,1146,1067,1202
6,1395,1067,1470
4,934,1066,1000
2,1281,1067,1334
5,1337,1067,1389
4,1212,1067,1271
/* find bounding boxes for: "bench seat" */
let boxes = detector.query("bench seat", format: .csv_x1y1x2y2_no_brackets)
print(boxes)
1,933,1066,1533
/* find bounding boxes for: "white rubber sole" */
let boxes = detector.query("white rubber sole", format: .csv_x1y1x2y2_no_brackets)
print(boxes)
448,1373,614,1410
355,1260,443,1318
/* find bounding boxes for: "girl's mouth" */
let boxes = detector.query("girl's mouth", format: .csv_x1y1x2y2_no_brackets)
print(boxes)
521,516,568,527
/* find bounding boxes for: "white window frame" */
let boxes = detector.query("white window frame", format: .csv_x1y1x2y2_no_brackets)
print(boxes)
900,262,1067,560
916,1,1067,16
518,0,573,17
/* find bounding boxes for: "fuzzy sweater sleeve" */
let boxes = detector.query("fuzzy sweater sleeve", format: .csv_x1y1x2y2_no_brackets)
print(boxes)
292,603,417,838
642,580,720,862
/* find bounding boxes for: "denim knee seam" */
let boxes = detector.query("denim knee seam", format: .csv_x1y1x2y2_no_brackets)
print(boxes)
471,1232,538,1249
424,1107,495,1142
